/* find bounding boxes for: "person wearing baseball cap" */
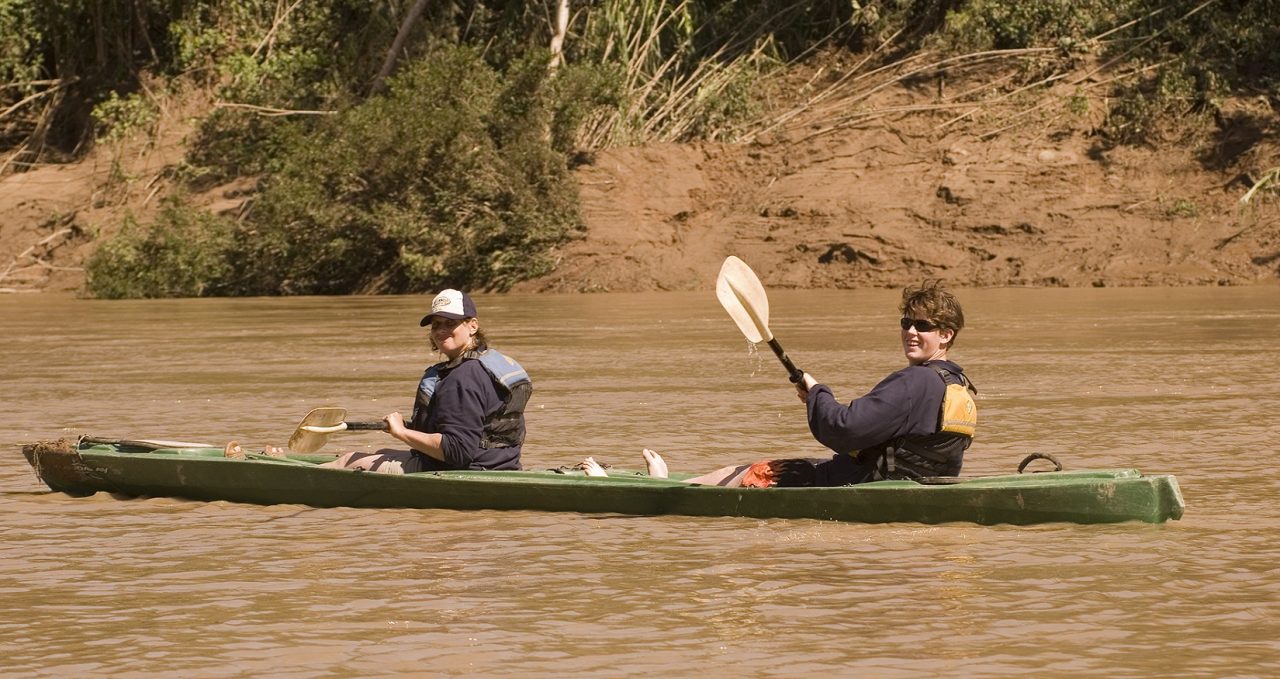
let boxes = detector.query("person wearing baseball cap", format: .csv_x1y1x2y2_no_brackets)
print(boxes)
321,289,532,473
418,288,477,325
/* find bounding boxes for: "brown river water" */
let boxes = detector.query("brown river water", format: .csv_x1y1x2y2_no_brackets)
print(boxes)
2,287,1278,677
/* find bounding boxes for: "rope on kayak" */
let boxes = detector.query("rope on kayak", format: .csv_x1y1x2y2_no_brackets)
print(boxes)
1018,452,1063,473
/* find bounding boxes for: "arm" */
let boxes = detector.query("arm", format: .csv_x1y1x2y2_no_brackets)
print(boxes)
395,362,495,468
385,411,445,460
804,370,915,454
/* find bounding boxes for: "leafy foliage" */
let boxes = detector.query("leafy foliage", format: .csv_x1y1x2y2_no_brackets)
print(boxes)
221,47,585,295
86,198,234,299
88,46,599,297
0,0,41,85
938,0,1123,52
10,1,1280,297
91,91,158,143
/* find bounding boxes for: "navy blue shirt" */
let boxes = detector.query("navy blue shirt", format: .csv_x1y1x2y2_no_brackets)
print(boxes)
806,360,966,456
418,359,522,470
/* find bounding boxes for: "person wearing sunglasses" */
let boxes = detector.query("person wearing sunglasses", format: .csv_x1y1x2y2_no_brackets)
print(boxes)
580,280,976,487
788,279,977,486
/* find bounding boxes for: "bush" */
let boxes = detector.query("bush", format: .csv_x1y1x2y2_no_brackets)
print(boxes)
939,0,1125,52
0,0,41,86
219,45,596,295
1103,63,1213,145
86,199,234,299
924,0,1278,146
91,91,158,143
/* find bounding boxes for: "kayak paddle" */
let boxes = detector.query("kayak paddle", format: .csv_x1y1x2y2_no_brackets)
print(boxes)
287,407,388,454
715,255,804,383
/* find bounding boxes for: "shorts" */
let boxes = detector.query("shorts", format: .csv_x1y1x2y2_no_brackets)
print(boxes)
812,453,878,487
403,450,455,473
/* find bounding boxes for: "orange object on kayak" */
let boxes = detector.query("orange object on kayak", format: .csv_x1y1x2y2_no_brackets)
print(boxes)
740,460,777,488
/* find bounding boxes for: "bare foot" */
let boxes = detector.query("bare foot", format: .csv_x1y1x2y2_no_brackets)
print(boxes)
581,457,608,477
223,441,246,460
641,449,669,478
262,445,286,458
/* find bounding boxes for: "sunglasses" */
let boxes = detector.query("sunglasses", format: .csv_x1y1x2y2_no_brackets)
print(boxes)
900,317,940,332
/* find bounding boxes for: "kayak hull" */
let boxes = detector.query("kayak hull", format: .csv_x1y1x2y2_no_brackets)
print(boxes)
22,439,1185,525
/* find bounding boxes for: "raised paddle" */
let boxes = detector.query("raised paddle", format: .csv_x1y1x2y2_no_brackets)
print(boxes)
287,407,388,454
715,255,804,383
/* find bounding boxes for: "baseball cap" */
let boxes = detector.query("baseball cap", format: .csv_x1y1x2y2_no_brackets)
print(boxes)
419,289,478,326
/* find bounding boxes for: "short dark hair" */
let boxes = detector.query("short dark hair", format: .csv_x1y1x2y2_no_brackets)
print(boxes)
900,280,965,348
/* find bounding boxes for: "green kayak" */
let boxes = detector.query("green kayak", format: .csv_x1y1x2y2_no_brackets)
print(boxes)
21,438,1185,525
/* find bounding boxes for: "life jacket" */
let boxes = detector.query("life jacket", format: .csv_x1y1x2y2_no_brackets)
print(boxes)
871,364,977,480
410,347,532,449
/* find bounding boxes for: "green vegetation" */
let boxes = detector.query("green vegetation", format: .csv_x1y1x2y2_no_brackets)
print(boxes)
91,91,158,144
221,48,595,295
85,198,234,299
931,0,1279,144
2,0,1276,297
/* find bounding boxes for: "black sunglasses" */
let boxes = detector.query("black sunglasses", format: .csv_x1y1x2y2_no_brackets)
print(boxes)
900,317,939,332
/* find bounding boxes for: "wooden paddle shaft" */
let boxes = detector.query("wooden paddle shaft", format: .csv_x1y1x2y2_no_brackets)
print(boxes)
767,338,803,383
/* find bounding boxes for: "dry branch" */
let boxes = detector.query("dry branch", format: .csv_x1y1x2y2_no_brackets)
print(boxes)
253,0,307,60
0,228,75,283
0,78,76,121
0,79,61,91
213,102,336,117
548,0,570,75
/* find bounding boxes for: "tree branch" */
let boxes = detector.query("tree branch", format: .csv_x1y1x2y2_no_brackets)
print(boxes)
213,102,336,116
370,0,432,95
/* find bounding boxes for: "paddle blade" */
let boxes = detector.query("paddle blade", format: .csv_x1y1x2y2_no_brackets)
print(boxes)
288,407,347,453
716,256,773,344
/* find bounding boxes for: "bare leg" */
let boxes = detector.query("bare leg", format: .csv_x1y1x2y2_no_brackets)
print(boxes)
638,449,747,486
317,449,414,474
684,464,751,487
641,448,669,478
581,457,608,477
317,451,357,469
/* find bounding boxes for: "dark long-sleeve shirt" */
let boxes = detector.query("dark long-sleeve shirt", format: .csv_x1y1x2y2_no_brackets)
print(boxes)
805,360,966,456
419,360,522,470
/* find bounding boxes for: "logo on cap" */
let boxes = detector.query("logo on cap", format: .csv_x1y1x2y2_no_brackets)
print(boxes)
431,291,460,315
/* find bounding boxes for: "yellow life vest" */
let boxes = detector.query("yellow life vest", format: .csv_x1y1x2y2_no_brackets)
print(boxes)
934,367,978,438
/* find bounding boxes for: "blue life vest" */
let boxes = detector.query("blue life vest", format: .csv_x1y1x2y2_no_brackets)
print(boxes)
410,348,532,449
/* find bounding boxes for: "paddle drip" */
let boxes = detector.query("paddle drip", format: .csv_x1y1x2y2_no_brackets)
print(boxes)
745,340,765,378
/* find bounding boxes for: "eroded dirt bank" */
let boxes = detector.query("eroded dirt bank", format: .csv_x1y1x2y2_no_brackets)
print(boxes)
515,92,1280,293
2,72,1277,295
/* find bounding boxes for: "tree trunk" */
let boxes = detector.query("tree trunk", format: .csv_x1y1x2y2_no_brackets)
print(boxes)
548,0,569,76
370,0,432,95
